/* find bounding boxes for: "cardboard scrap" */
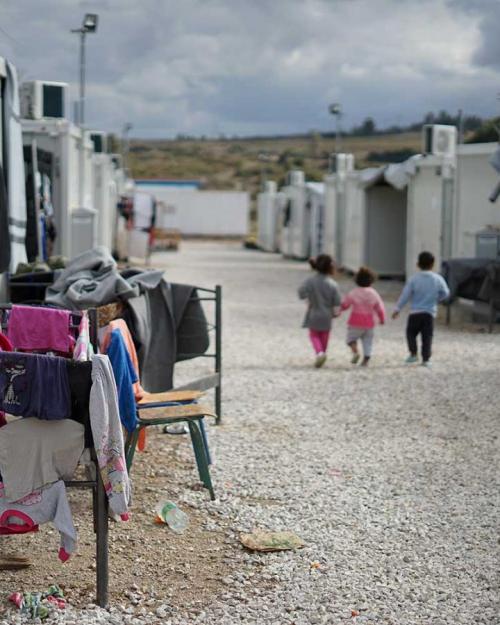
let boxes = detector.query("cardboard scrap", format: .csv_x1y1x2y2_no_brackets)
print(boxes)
239,530,305,552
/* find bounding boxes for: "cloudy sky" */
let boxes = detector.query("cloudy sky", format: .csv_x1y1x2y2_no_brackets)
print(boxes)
1,0,499,138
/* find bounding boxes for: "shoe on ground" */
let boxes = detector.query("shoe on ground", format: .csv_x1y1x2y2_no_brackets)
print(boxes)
361,357,370,367
421,361,432,368
405,355,418,364
351,353,360,364
315,352,327,368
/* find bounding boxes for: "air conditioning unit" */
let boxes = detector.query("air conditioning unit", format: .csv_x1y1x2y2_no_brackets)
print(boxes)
335,153,355,175
20,81,68,120
288,170,305,186
422,124,457,159
90,131,108,154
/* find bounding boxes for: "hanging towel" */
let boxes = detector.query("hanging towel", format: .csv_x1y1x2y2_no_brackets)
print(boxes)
90,354,131,518
0,480,77,561
0,352,71,420
100,319,144,400
104,330,138,433
7,305,74,354
0,417,84,502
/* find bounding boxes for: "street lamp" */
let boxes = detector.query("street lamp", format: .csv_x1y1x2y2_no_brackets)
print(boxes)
71,13,98,126
71,13,99,229
328,102,342,156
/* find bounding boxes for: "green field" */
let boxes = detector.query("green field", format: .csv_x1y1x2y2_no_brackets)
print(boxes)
128,131,423,196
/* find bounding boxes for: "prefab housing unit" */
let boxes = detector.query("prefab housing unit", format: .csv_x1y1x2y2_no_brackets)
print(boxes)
257,180,283,252
322,174,338,260
454,143,500,258
321,155,356,264
306,182,325,258
280,170,309,259
1,58,29,299
362,168,407,277
136,180,249,237
92,151,119,252
21,118,95,259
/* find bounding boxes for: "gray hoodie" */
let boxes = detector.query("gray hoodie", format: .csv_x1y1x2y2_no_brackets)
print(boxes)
298,273,341,331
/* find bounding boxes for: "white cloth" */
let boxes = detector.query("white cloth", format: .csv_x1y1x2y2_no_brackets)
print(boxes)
133,191,153,230
90,354,131,517
3,61,27,271
0,480,77,556
0,417,84,502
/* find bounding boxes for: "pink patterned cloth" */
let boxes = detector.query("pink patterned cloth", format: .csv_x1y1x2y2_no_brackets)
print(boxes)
341,287,386,329
7,305,74,354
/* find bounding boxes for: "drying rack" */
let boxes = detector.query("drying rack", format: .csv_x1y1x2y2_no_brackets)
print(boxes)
174,285,222,424
0,305,109,607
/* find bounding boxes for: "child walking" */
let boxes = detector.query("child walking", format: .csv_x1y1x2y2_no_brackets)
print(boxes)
392,251,450,366
298,254,341,368
340,266,385,366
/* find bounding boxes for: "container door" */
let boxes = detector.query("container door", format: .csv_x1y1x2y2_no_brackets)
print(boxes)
365,186,407,276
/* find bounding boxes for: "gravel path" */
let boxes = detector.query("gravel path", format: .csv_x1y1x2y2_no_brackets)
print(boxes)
2,241,499,625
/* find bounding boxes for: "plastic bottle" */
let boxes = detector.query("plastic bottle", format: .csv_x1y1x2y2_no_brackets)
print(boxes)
156,501,189,533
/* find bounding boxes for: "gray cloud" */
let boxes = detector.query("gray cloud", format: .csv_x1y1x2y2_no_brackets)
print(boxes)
0,0,499,137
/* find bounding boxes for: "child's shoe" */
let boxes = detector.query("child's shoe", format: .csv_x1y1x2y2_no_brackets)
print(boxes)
351,353,360,364
421,361,432,368
361,356,370,367
315,352,327,368
405,355,418,364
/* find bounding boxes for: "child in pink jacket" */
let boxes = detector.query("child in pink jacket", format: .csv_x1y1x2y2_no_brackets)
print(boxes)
340,266,385,366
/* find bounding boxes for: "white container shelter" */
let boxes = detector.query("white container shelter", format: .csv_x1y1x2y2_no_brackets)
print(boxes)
280,170,309,259
340,170,367,274
21,118,95,259
257,180,284,252
0,57,28,298
92,152,120,252
454,142,500,258
306,182,325,258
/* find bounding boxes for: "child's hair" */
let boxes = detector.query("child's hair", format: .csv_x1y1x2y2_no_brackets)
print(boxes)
418,251,435,270
355,266,376,287
309,254,334,275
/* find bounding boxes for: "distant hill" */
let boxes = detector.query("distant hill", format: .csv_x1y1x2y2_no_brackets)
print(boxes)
128,131,423,195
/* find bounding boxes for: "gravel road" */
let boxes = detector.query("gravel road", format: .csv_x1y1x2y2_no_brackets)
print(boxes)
1,241,498,625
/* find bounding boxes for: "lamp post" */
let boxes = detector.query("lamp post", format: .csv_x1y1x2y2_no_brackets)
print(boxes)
71,13,99,252
329,102,342,156
71,13,98,126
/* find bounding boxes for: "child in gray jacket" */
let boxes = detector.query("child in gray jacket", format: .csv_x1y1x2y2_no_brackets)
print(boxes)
298,254,341,368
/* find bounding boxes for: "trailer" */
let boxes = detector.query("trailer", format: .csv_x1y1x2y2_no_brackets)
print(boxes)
257,180,283,252
280,170,310,259
92,152,120,252
306,182,325,258
454,143,500,258
0,58,28,299
21,118,95,260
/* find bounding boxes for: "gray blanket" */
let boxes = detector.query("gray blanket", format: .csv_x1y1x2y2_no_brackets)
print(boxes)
124,281,210,392
45,246,163,309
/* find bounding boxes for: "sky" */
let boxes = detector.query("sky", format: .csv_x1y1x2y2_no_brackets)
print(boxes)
1,0,499,138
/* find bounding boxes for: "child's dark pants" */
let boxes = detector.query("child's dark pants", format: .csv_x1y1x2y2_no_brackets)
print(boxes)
406,312,434,362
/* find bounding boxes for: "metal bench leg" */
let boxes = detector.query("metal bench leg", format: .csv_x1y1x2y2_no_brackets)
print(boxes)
215,284,222,425
125,427,141,473
95,464,109,608
198,417,212,465
188,419,215,500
